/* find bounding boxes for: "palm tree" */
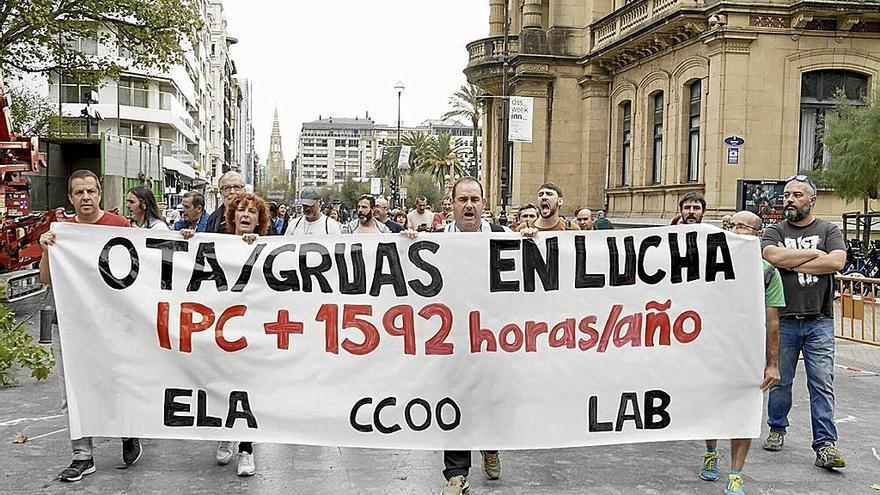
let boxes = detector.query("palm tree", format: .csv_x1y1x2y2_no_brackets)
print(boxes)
417,133,468,189
443,83,483,177
371,131,432,179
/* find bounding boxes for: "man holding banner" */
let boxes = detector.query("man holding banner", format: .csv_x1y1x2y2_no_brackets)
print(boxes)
405,177,507,495
38,170,143,482
700,210,783,495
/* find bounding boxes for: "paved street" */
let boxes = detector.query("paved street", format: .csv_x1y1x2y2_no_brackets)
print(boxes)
2,293,880,494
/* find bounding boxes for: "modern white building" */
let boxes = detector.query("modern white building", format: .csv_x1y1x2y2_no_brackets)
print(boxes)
42,0,249,210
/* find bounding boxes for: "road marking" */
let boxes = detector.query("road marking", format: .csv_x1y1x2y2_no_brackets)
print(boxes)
835,415,859,424
25,427,68,441
834,364,879,376
0,414,63,427
872,447,880,461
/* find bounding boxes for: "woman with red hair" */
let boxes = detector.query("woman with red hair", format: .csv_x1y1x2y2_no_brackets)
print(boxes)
179,192,269,476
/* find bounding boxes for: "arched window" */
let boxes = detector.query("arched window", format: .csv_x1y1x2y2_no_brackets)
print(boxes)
687,80,701,183
799,70,868,170
620,101,632,186
651,92,664,184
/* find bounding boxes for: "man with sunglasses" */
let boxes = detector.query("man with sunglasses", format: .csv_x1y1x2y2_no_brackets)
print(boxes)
760,174,847,470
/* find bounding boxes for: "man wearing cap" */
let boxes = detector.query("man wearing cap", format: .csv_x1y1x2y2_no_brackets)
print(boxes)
284,186,341,235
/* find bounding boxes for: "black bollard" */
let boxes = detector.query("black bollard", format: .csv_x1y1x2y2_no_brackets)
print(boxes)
39,309,54,344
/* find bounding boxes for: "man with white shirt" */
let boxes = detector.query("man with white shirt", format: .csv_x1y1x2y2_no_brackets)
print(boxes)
344,194,390,233
284,186,341,235
407,195,434,232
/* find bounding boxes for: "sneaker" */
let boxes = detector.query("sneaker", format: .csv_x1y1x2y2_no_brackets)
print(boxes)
815,444,846,469
481,451,501,480
216,441,234,465
726,473,745,495
440,475,469,495
236,452,256,476
122,438,142,466
58,459,96,482
762,431,784,451
699,450,719,481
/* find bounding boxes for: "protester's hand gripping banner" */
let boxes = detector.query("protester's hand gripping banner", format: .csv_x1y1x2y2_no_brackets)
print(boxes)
50,223,765,450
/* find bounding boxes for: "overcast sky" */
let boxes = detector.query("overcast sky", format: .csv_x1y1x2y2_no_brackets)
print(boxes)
223,0,489,163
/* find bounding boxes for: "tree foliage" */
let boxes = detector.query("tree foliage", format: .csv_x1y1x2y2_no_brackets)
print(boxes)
0,305,54,387
7,82,53,136
402,172,443,210
417,133,467,189
321,177,369,211
372,131,432,180
443,83,483,177
0,0,203,83
818,90,880,207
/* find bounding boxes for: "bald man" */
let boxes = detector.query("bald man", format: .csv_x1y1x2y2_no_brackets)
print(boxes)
373,197,402,233
699,210,784,495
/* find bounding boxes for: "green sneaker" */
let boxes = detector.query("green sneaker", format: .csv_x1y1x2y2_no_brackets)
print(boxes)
762,432,784,451
699,450,719,481
815,444,846,469
726,473,745,495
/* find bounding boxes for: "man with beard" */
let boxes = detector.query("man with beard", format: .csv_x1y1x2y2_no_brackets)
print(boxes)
519,183,580,235
373,197,402,232
760,175,846,470
284,186,341,235
345,194,390,233
207,172,245,233
677,191,706,224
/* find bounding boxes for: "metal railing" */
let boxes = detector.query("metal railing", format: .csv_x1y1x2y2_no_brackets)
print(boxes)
591,0,696,50
836,274,879,346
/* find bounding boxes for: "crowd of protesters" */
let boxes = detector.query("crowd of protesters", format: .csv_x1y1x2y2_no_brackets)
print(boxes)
37,170,847,495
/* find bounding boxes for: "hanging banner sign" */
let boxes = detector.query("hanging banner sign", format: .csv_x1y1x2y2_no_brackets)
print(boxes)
397,145,412,169
508,96,534,143
50,223,766,450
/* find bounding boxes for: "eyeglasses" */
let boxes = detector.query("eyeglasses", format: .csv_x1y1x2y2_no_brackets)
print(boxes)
221,184,245,192
784,174,816,191
727,223,761,232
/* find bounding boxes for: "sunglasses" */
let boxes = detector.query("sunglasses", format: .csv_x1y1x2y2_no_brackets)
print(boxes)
784,174,817,191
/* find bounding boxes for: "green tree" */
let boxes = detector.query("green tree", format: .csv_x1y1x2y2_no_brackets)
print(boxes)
0,0,202,83
321,178,369,212
371,131,432,180
417,133,467,190
818,90,880,242
0,305,54,387
402,172,442,210
7,83,53,136
443,83,483,177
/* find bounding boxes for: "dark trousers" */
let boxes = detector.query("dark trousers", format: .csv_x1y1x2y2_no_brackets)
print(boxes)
443,450,498,480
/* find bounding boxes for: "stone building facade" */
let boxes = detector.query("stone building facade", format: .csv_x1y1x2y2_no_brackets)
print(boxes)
465,0,880,222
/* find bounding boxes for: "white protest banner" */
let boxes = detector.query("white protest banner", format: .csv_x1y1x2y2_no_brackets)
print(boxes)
50,223,766,450
508,96,534,142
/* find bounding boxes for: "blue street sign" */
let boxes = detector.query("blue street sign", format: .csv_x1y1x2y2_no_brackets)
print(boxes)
724,135,745,147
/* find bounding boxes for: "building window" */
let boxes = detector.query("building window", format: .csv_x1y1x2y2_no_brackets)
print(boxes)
651,92,663,184
687,80,701,183
620,101,632,186
65,35,97,56
119,121,147,140
60,76,96,104
119,77,149,108
799,70,867,170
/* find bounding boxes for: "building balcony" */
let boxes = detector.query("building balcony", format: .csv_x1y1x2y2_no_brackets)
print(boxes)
590,0,705,53
466,35,519,69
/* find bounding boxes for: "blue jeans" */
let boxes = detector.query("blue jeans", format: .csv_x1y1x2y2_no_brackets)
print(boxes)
767,316,838,451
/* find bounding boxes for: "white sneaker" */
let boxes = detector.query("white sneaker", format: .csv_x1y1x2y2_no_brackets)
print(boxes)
216,441,234,466
237,452,256,476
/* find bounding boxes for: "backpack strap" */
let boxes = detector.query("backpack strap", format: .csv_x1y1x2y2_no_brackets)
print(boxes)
489,223,506,232
763,263,777,290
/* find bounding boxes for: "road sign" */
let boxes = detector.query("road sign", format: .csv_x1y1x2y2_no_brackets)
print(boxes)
724,136,745,147
728,147,740,165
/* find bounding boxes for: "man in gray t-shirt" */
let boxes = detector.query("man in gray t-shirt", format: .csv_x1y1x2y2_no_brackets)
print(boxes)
760,175,846,470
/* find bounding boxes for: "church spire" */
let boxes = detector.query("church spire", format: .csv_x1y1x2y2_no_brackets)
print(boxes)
266,108,287,190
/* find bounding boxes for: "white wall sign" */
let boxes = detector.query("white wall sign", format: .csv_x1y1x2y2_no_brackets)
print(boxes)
508,96,534,143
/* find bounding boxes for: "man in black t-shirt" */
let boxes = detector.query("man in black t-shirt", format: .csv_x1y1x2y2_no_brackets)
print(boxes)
760,175,846,470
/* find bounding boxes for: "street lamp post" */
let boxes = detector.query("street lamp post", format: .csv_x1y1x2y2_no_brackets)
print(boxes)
498,1,512,226
394,81,405,208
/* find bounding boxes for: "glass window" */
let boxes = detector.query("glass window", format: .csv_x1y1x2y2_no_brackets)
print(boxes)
687,80,701,183
799,70,868,170
652,92,663,184
119,77,149,108
60,76,96,104
621,101,632,187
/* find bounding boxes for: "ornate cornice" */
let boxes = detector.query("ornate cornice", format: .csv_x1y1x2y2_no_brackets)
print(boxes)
701,31,758,57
